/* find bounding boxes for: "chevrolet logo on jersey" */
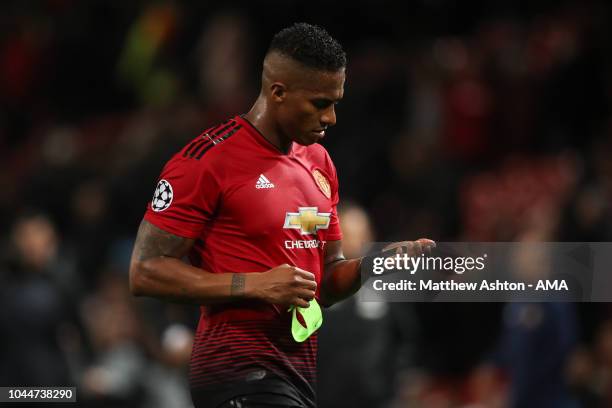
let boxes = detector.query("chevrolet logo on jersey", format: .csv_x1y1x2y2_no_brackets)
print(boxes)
283,207,330,235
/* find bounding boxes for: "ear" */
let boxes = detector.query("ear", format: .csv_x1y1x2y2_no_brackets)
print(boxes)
270,82,287,103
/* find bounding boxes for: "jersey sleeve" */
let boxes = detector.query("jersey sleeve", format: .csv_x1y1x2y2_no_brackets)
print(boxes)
144,154,221,239
325,154,342,241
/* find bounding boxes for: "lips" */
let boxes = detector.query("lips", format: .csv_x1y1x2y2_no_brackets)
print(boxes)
312,129,326,138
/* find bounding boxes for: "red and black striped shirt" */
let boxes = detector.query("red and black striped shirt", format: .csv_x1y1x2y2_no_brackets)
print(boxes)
143,116,342,407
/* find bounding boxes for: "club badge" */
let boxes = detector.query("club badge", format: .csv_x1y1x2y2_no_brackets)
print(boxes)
312,169,331,199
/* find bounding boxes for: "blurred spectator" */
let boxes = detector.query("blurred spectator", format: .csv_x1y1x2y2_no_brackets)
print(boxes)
318,202,394,408
0,212,78,385
566,346,602,407
79,274,147,407
498,302,577,408
141,323,194,408
69,179,112,289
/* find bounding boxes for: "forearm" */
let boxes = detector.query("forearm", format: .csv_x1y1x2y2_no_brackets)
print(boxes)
129,220,317,307
130,257,256,304
320,257,363,306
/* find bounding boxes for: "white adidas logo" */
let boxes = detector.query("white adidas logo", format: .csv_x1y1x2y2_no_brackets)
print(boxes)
255,174,275,189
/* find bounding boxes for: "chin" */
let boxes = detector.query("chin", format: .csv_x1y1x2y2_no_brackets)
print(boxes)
296,139,317,146
297,133,321,146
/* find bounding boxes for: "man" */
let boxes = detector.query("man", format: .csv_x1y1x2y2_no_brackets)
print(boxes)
130,23,434,408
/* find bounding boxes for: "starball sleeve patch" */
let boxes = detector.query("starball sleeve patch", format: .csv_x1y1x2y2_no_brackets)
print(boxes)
151,179,174,212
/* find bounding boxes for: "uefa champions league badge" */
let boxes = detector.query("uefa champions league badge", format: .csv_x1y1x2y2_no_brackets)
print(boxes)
151,179,173,212
312,169,331,199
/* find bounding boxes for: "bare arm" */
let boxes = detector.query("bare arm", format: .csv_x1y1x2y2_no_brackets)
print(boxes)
320,239,436,307
319,240,361,307
129,220,248,303
129,220,316,307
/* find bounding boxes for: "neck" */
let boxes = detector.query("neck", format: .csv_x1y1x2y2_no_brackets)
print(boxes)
244,96,292,154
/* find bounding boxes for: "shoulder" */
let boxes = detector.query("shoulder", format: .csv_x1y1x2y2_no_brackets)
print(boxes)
295,142,337,177
295,142,335,168
166,117,247,174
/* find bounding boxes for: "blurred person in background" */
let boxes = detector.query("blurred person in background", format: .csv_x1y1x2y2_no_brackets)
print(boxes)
566,343,604,408
497,167,579,408
318,202,396,408
129,22,433,408
141,323,194,408
79,273,150,407
69,179,113,290
0,212,79,386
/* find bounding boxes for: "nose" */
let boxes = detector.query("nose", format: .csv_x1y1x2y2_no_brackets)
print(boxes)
320,105,336,127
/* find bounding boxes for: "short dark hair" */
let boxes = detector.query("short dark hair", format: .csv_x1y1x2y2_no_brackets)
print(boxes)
268,23,346,71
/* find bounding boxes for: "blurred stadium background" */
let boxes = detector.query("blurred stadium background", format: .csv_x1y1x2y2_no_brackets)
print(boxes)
1,1,612,407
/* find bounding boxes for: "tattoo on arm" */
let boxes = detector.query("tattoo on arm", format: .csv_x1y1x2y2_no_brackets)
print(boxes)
133,220,194,261
231,273,246,296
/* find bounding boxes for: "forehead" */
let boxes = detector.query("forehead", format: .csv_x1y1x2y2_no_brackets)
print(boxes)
296,68,345,100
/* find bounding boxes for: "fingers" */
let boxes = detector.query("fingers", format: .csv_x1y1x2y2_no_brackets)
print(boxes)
292,267,317,290
417,238,436,245
383,241,414,255
382,239,437,256
264,264,317,309
295,288,315,301
413,240,423,255
293,297,311,308
284,265,317,306
417,238,436,254
276,264,315,281
296,278,317,292
292,287,315,308
291,267,315,307
293,267,316,281
382,241,404,253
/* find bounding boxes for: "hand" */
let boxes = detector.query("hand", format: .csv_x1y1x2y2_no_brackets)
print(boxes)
251,264,317,308
382,238,436,256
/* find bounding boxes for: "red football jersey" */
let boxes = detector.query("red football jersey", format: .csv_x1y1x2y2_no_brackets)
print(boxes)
143,115,342,406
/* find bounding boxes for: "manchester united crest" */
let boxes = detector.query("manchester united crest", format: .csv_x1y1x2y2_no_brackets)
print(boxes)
312,169,331,199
